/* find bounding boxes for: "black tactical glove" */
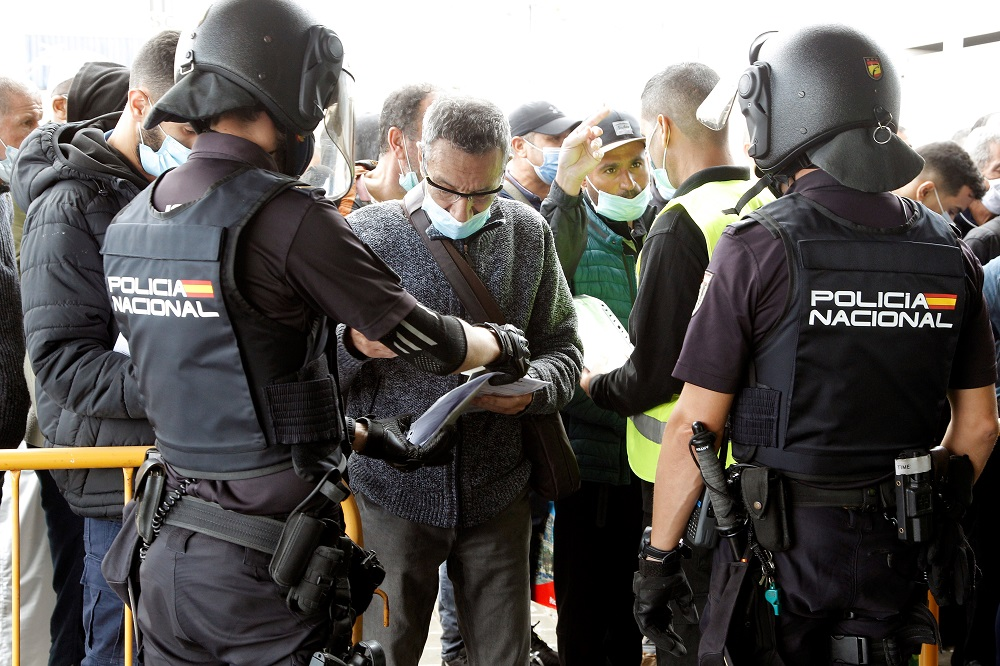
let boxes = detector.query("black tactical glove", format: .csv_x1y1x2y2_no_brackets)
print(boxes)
476,322,530,385
633,545,698,656
919,454,977,606
358,415,456,471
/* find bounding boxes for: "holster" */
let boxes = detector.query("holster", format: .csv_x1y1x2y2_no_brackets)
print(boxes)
740,466,792,552
133,448,166,545
699,544,784,665
101,499,144,609
269,510,385,626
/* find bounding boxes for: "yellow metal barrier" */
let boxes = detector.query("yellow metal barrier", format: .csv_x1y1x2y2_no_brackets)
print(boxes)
919,592,940,666
0,447,376,664
0,446,149,666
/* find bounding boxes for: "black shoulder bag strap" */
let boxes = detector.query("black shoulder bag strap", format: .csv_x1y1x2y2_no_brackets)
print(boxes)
401,187,505,324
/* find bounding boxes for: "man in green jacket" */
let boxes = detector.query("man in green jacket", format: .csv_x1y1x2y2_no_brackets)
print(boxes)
540,108,649,666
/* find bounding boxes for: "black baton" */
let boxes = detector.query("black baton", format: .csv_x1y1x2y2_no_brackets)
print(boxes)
690,421,739,535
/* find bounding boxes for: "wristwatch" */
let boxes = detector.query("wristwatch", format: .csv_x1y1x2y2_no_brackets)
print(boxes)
638,526,690,576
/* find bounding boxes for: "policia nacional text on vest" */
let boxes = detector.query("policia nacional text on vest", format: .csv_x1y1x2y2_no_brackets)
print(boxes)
730,194,964,477
103,167,347,478
626,180,773,481
103,167,388,664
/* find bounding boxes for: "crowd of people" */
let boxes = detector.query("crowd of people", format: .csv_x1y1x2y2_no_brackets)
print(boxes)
0,2,999,666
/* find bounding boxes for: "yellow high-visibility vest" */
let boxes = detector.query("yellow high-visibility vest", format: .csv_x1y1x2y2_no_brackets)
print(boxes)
627,180,773,481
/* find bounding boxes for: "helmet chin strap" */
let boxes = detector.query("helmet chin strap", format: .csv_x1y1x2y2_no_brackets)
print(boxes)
283,132,315,178
269,114,315,177
725,174,775,216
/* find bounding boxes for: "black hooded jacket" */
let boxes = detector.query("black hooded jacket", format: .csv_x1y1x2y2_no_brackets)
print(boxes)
13,119,154,518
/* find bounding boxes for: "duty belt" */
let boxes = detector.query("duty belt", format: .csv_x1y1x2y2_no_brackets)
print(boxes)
163,496,284,554
785,477,896,511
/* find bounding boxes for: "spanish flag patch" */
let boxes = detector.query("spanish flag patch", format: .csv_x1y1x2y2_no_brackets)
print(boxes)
923,293,957,310
179,280,214,298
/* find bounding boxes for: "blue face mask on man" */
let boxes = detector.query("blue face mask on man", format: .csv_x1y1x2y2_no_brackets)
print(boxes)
139,132,191,178
524,140,560,185
422,183,492,240
0,137,19,184
587,177,651,222
397,136,419,192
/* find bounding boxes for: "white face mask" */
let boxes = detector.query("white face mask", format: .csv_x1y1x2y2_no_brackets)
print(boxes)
0,137,19,184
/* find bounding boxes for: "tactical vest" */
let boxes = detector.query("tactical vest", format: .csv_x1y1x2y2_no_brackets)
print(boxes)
730,194,965,477
102,167,345,479
627,181,772,482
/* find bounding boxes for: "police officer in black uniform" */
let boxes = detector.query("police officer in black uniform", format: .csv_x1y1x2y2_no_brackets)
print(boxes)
100,0,529,664
632,24,998,664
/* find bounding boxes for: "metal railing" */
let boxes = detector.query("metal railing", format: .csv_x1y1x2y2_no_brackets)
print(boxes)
0,446,149,666
0,447,378,664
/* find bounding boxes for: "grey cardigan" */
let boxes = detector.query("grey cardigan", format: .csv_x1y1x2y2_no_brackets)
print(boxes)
340,197,582,528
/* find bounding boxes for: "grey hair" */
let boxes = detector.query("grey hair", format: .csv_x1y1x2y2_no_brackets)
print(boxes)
640,62,723,143
378,83,437,155
965,125,1000,172
0,77,40,116
421,95,511,164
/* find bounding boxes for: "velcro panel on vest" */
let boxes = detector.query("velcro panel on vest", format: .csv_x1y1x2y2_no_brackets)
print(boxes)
799,239,963,276
731,387,780,449
265,377,341,445
264,355,344,446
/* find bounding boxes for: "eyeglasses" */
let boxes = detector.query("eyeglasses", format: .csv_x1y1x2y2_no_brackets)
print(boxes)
425,175,504,210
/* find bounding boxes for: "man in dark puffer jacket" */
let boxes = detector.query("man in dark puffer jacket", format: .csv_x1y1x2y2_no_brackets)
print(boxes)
13,31,194,666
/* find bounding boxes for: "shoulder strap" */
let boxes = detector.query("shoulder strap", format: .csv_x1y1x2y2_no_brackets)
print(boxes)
402,187,505,324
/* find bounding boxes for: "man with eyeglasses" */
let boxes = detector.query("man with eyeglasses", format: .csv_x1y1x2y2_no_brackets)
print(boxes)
339,94,582,665
501,100,580,212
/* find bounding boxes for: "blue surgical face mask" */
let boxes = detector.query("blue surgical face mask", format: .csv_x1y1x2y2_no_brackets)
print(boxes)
0,137,18,184
139,132,191,177
397,136,419,192
932,186,954,221
524,140,560,185
587,178,652,222
647,123,674,199
422,184,492,239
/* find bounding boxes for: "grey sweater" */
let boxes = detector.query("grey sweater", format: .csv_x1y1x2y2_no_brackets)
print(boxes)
340,197,582,528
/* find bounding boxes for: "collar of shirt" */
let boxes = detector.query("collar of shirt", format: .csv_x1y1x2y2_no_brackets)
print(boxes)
503,171,542,210
673,165,752,199
786,169,905,229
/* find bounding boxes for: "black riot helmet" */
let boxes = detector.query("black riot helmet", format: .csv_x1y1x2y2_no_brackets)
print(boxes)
702,24,923,195
148,0,355,192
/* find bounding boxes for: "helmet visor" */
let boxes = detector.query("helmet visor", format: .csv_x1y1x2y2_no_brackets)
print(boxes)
312,68,355,201
696,76,739,132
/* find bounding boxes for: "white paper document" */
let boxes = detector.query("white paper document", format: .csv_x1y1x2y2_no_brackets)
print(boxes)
573,295,633,374
407,371,549,447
